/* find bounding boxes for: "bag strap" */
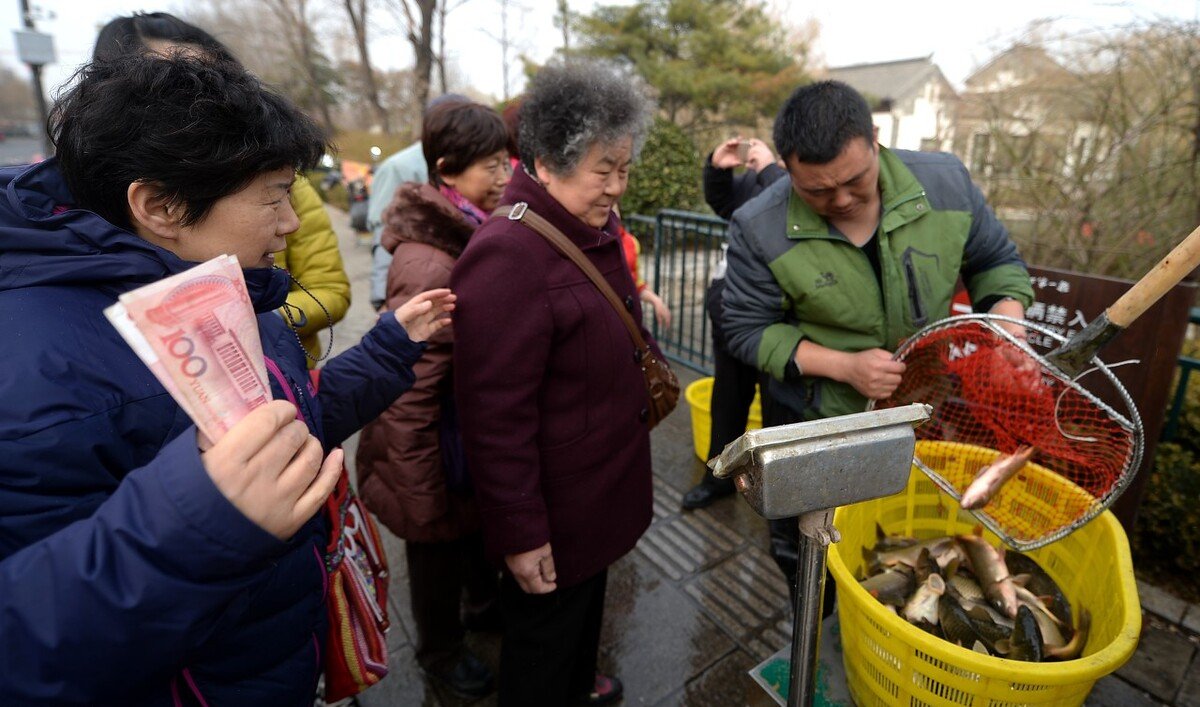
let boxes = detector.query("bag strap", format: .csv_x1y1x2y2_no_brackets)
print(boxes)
493,203,654,357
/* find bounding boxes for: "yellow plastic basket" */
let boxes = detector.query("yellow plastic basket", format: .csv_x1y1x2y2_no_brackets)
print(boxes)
684,377,762,461
827,441,1141,707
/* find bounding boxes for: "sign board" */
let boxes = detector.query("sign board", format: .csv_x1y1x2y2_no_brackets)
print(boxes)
13,29,55,66
954,266,1197,529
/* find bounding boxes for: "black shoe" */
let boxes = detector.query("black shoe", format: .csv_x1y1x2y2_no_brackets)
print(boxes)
462,602,503,633
427,651,494,699
681,479,735,510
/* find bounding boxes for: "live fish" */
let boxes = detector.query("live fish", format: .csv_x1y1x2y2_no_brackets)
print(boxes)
902,573,946,627
1014,584,1067,649
857,530,1088,663
938,592,992,651
1002,605,1044,662
960,446,1035,510
1007,551,1073,627
1045,609,1091,661
864,537,955,575
956,532,1019,618
860,566,916,608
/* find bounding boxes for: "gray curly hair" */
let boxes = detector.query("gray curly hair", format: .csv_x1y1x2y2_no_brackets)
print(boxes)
518,60,653,177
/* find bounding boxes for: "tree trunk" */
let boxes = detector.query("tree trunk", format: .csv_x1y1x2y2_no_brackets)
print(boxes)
268,0,335,133
557,0,569,54
298,27,336,132
437,2,448,94
404,0,437,109
344,0,390,133
499,0,510,101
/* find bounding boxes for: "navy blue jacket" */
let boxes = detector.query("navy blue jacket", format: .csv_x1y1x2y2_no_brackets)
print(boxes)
0,160,422,705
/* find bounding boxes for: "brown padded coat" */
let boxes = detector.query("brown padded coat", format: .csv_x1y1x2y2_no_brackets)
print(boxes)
355,183,480,543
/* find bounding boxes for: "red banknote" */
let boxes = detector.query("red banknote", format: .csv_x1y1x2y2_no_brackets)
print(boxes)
105,255,270,442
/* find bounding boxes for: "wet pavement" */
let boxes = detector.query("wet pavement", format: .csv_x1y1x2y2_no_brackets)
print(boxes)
320,204,1198,706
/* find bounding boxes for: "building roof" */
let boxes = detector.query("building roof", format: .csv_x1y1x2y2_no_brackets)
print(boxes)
826,56,952,107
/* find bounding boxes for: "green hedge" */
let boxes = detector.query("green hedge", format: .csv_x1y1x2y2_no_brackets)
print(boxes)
305,170,349,212
621,118,704,220
1133,339,1200,598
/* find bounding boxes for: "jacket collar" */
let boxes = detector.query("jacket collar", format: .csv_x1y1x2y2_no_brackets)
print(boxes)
497,167,618,252
380,182,475,258
785,146,930,240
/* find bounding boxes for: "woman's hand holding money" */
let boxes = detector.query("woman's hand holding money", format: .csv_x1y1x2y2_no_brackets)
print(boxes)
200,400,343,540
394,288,457,342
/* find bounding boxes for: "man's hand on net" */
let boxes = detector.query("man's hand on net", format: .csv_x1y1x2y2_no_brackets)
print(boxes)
839,348,907,400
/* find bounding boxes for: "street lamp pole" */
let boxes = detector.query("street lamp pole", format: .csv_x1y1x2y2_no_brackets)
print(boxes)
18,0,52,158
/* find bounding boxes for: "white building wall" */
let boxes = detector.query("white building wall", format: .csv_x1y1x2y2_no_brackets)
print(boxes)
873,112,898,149
873,80,954,152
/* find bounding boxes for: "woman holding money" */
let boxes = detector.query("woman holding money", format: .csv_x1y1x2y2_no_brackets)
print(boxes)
0,55,450,705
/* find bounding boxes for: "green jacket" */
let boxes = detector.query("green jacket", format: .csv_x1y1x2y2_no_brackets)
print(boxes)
277,175,351,366
723,147,1034,420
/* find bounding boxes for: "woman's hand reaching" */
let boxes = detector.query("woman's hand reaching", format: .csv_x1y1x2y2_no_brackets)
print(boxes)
394,288,456,342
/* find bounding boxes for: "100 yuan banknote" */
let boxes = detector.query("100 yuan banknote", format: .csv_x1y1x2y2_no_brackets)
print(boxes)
105,254,271,442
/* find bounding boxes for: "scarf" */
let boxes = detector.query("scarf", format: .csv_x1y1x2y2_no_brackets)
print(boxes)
438,184,488,226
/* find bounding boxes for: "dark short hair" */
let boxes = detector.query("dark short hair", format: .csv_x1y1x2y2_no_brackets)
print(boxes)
501,98,523,159
422,102,508,186
518,60,651,177
50,54,329,230
93,12,237,63
773,80,875,164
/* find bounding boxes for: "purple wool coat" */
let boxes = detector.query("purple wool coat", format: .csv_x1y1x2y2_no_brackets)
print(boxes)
451,167,658,588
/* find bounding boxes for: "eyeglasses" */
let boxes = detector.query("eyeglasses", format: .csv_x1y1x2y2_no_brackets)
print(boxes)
482,158,514,176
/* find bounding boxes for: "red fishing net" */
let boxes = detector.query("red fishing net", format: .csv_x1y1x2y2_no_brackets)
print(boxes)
875,317,1140,549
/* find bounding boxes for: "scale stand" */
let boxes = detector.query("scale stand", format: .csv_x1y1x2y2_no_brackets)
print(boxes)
710,404,931,706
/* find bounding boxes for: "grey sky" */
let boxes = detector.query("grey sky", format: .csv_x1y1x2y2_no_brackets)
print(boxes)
2,0,1197,103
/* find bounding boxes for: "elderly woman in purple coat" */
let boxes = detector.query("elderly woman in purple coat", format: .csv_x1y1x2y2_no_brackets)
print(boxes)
451,60,660,707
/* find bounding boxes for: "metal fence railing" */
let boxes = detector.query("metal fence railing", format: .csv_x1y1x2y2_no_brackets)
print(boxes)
630,210,728,375
1163,307,1200,441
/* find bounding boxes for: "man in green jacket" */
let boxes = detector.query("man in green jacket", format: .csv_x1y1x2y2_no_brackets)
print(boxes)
722,80,1035,613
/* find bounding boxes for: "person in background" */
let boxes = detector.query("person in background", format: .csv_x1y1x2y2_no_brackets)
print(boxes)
501,97,524,171
703,136,787,222
277,176,352,364
722,80,1033,615
614,204,671,330
367,94,470,309
0,52,453,706
93,12,351,367
452,60,658,707
680,136,786,509
356,101,511,699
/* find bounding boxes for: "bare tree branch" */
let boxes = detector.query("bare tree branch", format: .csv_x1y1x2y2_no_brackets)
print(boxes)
342,0,390,132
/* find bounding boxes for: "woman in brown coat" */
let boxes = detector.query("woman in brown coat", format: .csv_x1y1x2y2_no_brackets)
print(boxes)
355,101,511,698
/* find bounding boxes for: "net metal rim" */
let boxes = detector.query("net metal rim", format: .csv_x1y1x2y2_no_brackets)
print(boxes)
873,313,1145,551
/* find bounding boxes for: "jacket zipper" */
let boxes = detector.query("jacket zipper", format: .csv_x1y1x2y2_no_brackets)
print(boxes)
883,189,929,330
902,253,928,328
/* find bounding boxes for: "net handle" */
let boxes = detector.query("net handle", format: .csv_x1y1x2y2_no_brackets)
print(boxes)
1108,222,1200,327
